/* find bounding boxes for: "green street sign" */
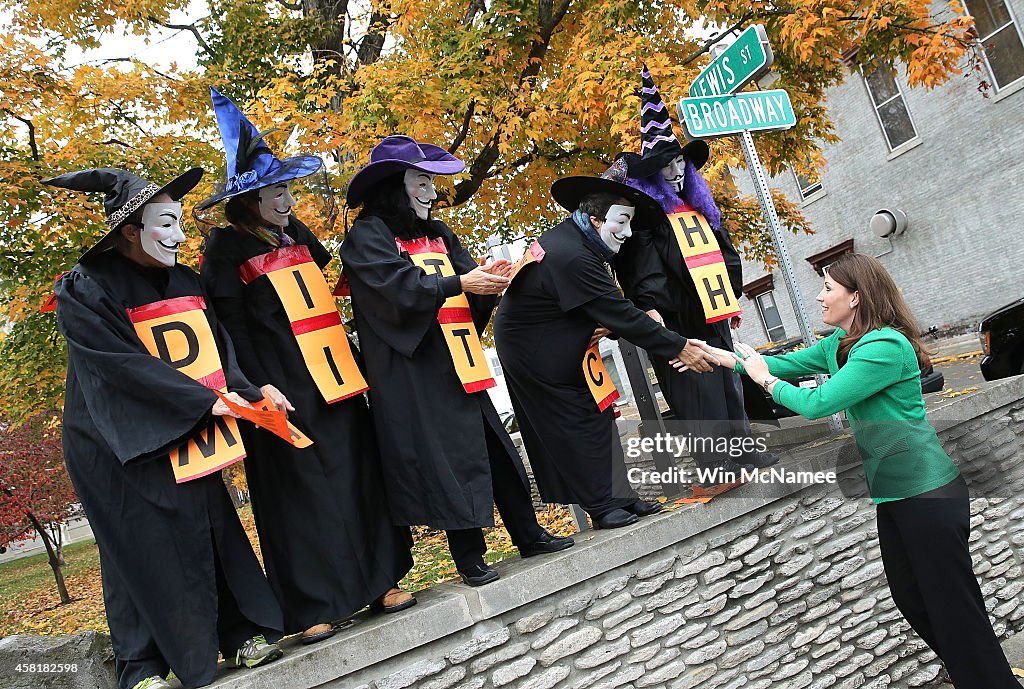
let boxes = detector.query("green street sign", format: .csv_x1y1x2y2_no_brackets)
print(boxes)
677,90,796,139
688,24,773,98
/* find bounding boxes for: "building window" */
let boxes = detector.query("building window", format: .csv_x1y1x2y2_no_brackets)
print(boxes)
806,238,855,276
863,63,918,150
964,0,1024,90
792,166,823,200
754,292,787,343
743,274,787,343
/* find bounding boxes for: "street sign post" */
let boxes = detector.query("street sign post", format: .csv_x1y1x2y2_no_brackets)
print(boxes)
677,89,795,139
684,34,845,433
688,24,773,97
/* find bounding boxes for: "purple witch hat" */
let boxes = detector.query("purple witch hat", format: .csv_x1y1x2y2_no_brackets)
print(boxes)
627,65,709,179
345,135,465,207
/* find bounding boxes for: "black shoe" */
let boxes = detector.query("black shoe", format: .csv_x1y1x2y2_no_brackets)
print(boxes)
458,564,500,587
740,450,779,469
519,531,575,558
627,499,664,517
592,508,640,529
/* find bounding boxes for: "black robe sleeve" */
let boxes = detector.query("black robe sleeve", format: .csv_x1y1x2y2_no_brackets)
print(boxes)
581,293,687,360
341,217,463,358
200,229,272,388
56,269,220,465
549,251,686,360
612,225,672,312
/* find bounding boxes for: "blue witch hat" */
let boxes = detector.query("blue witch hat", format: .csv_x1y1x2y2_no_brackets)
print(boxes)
197,87,324,210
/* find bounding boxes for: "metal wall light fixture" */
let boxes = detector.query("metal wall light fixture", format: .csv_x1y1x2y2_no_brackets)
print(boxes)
870,208,908,257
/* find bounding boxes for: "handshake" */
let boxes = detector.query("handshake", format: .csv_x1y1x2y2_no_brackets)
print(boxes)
669,340,765,376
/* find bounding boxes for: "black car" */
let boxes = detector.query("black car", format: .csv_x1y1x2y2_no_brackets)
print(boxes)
979,297,1024,381
744,330,945,420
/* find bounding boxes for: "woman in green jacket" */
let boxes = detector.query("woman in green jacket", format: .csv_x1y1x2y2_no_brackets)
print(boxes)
694,252,1017,687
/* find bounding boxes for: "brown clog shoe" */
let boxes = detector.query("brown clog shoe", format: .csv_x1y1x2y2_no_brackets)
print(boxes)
300,623,336,645
371,586,417,613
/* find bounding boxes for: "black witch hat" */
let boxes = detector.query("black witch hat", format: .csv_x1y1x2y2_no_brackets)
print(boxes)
42,167,203,261
627,65,709,179
550,155,662,227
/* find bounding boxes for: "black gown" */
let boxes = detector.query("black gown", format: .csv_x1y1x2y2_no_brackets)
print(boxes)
200,219,413,634
56,251,283,689
614,207,754,462
340,216,532,531
494,219,687,513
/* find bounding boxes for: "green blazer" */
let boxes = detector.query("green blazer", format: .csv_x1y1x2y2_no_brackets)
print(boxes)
742,328,959,502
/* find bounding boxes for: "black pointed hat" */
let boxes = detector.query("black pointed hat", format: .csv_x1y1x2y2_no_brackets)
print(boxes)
42,167,203,261
627,65,709,179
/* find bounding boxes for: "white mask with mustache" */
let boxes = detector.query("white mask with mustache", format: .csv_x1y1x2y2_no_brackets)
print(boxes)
258,182,295,228
140,202,185,267
660,154,687,194
404,170,437,221
594,204,635,254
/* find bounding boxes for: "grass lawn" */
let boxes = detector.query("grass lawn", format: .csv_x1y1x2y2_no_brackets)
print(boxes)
0,504,576,638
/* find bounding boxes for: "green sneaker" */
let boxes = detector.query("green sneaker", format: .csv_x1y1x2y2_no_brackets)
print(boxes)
233,634,283,668
131,677,172,689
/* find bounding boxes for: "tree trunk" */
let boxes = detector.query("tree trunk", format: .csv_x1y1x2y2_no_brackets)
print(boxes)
25,510,71,604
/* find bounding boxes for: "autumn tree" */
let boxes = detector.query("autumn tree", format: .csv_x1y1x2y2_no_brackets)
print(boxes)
0,0,980,418
0,412,80,604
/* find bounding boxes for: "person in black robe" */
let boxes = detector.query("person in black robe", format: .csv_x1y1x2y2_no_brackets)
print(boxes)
494,159,717,529
616,67,778,476
340,135,574,586
196,88,415,644
44,167,284,689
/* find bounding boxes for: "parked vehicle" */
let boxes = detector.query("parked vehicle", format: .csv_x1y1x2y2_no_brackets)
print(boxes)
979,297,1024,381
745,330,945,420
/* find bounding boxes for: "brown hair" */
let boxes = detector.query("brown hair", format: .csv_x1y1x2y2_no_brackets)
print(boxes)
224,190,263,233
824,252,930,368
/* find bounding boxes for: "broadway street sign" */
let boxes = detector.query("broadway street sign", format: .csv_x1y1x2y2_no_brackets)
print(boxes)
688,24,773,98
677,89,796,139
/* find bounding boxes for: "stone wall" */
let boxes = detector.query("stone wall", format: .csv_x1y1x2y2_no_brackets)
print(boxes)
193,376,1024,689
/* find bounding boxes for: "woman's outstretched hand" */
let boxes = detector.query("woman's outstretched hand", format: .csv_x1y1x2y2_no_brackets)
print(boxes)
695,342,737,368
734,342,770,384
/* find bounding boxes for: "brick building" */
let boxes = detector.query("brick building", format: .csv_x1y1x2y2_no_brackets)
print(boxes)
731,0,1024,347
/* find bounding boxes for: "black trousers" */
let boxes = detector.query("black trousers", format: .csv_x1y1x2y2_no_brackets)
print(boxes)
876,476,1018,688
446,423,544,571
112,547,271,689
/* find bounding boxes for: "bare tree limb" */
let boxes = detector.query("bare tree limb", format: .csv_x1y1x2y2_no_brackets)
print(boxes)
3,111,40,161
462,0,485,27
448,100,476,153
357,4,393,66
147,15,214,56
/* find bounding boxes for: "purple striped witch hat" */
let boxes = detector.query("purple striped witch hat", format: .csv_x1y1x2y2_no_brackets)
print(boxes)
626,65,709,178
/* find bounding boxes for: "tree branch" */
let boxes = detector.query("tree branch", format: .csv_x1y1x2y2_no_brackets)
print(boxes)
147,15,213,56
3,111,40,162
450,0,573,205
461,0,485,27
357,3,393,66
448,100,476,153
278,0,303,9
